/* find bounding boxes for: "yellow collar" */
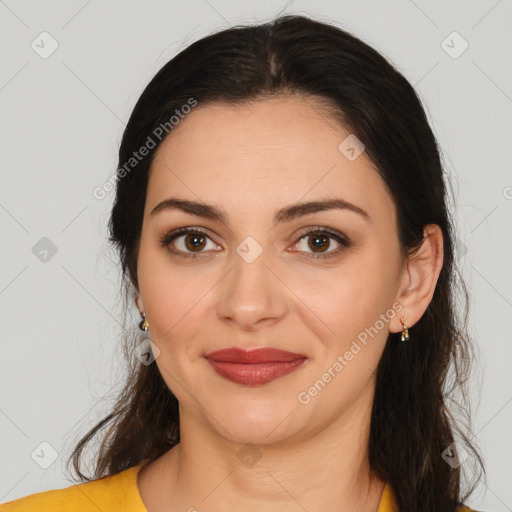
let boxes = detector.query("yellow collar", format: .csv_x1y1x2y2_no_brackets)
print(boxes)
377,482,398,511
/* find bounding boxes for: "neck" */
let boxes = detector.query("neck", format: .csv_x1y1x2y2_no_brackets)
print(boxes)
139,396,386,511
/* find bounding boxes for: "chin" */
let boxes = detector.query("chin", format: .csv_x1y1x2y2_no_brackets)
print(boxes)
212,399,304,444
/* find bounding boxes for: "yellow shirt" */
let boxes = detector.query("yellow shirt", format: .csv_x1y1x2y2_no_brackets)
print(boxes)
0,462,478,511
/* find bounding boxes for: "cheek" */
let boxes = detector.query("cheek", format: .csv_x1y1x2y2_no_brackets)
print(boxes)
298,253,394,353
137,245,208,349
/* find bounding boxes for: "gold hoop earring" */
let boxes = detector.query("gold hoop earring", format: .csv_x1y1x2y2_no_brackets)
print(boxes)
400,315,409,342
139,312,149,332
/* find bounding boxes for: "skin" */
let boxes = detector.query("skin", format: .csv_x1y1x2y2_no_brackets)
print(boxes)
134,94,444,512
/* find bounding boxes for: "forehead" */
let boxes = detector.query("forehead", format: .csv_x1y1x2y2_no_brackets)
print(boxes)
146,95,395,227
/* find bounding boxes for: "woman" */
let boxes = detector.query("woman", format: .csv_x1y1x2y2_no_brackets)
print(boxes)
1,13,485,512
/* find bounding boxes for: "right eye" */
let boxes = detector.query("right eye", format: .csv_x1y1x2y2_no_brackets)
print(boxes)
159,228,221,258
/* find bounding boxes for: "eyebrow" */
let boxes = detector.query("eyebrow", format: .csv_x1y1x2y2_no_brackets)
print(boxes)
150,197,370,224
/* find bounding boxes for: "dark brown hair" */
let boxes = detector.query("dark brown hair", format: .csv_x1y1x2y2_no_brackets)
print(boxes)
67,14,485,511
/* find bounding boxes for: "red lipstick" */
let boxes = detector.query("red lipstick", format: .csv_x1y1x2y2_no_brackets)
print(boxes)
204,347,307,386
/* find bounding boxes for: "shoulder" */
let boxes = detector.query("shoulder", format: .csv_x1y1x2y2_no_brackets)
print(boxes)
0,465,146,512
383,482,484,512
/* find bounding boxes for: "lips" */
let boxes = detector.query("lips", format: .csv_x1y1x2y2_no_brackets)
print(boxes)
204,347,306,363
204,347,307,386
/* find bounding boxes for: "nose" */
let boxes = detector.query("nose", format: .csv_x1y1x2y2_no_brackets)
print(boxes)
215,241,288,331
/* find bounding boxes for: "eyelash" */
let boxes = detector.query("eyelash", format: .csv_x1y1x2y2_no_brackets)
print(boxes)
159,226,350,260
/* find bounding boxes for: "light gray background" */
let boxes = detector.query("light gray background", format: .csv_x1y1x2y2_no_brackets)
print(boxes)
1,1,511,510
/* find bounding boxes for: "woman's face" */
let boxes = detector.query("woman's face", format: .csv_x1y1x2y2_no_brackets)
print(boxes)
136,95,408,445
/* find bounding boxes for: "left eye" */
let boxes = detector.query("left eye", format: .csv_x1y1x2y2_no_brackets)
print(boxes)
159,227,350,260
291,229,349,259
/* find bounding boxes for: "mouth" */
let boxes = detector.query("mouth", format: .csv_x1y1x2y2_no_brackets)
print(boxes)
203,347,308,386
204,347,307,363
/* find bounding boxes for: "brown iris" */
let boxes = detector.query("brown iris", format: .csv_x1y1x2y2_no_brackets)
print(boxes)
184,233,207,252
308,232,330,253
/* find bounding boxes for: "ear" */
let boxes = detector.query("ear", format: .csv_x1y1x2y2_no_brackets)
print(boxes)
134,294,144,314
390,224,444,334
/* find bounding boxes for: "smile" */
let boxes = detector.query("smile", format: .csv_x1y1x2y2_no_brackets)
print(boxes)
203,347,308,386
205,358,307,386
